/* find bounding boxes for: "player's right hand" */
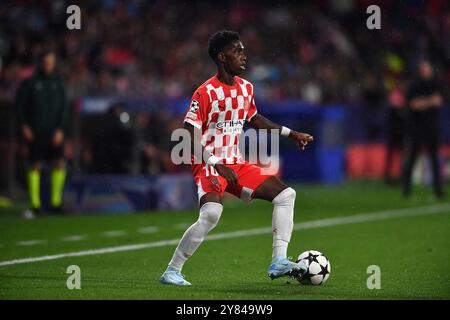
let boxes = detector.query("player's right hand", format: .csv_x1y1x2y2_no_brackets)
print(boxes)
289,131,314,151
215,164,238,187
22,125,34,142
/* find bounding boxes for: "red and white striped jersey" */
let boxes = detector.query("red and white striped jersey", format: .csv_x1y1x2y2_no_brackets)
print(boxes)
183,75,257,164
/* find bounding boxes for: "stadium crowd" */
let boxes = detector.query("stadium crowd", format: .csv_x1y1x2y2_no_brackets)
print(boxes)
1,0,449,103
0,0,449,178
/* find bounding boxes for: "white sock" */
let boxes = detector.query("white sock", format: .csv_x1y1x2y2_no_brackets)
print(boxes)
168,202,223,271
271,187,296,258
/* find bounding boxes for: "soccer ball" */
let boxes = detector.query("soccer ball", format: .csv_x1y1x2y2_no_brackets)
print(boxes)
295,250,331,285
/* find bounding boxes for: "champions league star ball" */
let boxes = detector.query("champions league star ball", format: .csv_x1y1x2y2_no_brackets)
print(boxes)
295,250,331,285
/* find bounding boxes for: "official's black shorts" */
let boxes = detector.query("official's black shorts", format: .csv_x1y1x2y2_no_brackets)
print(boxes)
28,134,64,163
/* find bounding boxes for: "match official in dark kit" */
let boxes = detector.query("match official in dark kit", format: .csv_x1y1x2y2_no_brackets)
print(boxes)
402,60,444,198
15,50,68,217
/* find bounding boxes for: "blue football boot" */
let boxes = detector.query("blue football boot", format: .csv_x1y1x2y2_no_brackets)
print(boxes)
268,256,307,280
160,268,192,286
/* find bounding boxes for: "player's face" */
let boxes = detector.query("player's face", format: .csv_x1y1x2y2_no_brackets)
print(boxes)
419,61,433,79
222,40,247,75
42,53,56,74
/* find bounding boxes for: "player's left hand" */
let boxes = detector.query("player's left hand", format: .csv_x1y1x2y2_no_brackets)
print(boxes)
289,131,314,151
53,129,64,146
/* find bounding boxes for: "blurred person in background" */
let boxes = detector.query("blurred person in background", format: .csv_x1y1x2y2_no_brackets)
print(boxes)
15,50,68,218
91,103,133,174
362,71,385,142
384,80,406,185
136,111,170,175
402,60,445,198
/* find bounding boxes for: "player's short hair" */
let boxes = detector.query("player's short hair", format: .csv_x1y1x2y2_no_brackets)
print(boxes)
208,30,240,63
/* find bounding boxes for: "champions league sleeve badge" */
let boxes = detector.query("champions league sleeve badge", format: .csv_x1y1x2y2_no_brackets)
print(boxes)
190,100,200,112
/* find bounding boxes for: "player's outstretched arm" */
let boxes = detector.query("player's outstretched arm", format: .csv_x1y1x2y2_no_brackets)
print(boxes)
248,114,314,151
184,122,238,186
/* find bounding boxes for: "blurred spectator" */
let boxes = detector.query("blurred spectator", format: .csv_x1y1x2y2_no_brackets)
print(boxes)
361,72,385,141
91,103,133,173
402,60,445,198
384,79,406,184
136,111,171,175
0,1,448,104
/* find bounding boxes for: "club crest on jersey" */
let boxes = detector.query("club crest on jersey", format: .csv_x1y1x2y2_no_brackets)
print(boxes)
190,100,200,112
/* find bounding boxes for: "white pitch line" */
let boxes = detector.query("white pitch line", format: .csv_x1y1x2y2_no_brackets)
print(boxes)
61,235,87,242
101,230,127,238
0,203,449,267
138,226,159,234
15,240,47,246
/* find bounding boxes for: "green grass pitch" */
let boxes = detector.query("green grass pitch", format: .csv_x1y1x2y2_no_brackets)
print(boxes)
0,181,449,299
